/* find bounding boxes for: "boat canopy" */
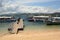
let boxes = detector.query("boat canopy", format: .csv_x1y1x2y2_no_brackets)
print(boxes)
0,16,12,18
53,17,60,19
33,16,49,18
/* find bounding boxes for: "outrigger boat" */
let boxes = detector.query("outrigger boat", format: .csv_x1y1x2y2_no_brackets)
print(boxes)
0,16,16,23
27,17,34,22
46,17,60,25
28,16,49,22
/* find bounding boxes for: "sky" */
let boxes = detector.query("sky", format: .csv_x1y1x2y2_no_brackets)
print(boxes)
0,0,60,14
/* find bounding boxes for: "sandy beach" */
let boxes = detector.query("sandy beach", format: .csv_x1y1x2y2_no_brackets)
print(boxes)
0,29,60,40
0,18,60,40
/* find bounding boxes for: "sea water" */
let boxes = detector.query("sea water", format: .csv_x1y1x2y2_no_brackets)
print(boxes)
0,21,60,34
0,22,14,35
0,15,60,36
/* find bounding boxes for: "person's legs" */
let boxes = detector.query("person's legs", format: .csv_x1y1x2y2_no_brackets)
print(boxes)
16,29,19,34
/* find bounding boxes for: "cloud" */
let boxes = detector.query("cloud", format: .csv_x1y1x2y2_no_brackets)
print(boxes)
0,0,60,14
2,0,58,8
0,5,60,14
16,6,55,13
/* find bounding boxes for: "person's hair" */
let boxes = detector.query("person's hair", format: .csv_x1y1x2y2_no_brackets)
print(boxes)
17,18,21,24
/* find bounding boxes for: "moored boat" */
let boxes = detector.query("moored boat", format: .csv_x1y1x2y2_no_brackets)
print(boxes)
27,17,34,22
28,16,49,22
46,17,60,25
0,16,16,23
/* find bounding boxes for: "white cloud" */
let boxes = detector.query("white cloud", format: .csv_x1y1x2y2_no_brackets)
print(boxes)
17,6,55,13
54,8,60,12
2,0,57,10
0,0,60,14
0,5,60,14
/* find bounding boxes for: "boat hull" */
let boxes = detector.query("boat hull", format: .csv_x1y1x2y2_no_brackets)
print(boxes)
46,21,60,25
28,18,34,22
0,20,16,23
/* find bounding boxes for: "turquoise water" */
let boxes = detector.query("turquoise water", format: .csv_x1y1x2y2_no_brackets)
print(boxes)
0,15,60,35
0,20,60,36
24,21,60,30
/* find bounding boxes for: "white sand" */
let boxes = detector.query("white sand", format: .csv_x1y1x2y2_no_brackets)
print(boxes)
0,29,60,40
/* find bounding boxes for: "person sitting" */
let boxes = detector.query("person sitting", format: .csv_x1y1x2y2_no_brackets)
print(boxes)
8,18,24,34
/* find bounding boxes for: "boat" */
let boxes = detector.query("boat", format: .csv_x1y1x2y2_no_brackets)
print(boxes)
0,16,16,23
28,16,49,22
46,17,60,25
27,17,34,22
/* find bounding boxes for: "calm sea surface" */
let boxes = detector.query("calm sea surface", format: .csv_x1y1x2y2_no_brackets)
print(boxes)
0,21,60,34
